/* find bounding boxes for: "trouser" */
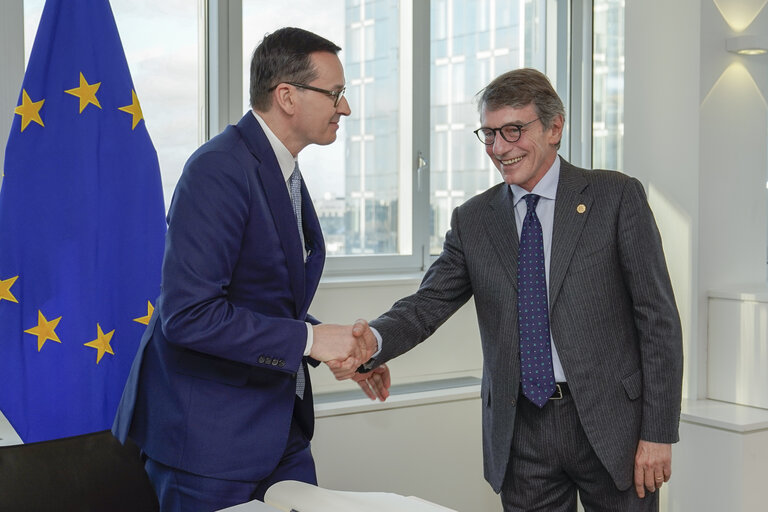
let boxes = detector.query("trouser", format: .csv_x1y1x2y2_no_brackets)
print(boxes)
501,388,658,512
144,417,316,512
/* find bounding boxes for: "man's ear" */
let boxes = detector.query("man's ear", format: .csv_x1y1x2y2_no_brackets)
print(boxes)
272,83,296,115
548,114,564,145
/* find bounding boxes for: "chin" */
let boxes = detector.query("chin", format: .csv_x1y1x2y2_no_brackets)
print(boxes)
498,171,516,186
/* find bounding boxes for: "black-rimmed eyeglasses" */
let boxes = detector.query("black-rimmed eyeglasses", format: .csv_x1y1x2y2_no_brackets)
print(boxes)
283,82,346,108
473,117,541,145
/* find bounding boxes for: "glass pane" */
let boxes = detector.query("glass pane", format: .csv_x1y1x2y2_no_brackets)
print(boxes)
592,0,624,171
243,0,405,257
429,0,547,255
23,0,201,210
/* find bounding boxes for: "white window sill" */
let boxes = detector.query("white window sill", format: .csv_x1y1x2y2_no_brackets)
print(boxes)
314,377,481,418
681,399,768,433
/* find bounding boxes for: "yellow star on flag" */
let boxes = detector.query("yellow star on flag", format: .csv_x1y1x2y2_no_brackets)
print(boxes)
133,300,154,325
0,276,19,303
118,89,144,130
84,323,115,364
24,310,62,351
65,72,102,113
14,89,45,132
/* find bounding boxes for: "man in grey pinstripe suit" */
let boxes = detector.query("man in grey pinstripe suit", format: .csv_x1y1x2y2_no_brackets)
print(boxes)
342,68,683,511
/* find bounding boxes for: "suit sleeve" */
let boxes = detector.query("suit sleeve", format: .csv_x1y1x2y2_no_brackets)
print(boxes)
370,207,474,364
617,177,683,443
158,150,307,373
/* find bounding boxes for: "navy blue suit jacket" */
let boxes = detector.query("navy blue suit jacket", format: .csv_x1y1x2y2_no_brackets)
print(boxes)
113,112,325,481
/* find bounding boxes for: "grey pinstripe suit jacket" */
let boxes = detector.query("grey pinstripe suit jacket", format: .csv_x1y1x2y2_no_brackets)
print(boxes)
369,158,683,493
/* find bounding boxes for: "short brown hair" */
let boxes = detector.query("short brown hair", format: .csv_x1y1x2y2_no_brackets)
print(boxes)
249,27,341,111
477,68,565,133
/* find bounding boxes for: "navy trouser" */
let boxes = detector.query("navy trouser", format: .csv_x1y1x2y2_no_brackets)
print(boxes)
144,417,316,512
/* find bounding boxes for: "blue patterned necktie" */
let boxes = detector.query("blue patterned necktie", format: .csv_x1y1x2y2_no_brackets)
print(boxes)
518,194,556,407
289,163,306,399
290,163,306,254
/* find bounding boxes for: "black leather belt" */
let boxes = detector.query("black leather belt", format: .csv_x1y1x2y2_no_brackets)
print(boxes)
550,382,569,400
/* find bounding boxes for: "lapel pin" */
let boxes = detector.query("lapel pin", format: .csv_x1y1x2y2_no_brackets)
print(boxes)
576,204,586,214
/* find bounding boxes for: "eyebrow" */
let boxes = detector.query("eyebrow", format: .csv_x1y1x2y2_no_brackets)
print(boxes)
481,120,527,128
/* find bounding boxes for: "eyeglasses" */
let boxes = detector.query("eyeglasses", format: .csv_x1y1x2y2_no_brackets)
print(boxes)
283,82,346,108
473,117,541,145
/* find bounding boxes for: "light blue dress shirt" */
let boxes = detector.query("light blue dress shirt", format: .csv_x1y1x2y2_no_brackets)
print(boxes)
372,157,566,381
509,156,566,382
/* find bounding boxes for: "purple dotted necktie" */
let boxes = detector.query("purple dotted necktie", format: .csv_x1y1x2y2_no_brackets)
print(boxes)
289,163,306,399
518,194,556,407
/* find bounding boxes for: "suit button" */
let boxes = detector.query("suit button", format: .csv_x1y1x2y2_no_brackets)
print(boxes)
511,399,516,407
264,357,272,365
258,356,265,364
271,359,279,366
278,360,286,368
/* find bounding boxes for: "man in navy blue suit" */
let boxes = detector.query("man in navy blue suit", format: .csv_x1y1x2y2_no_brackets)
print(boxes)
113,27,383,511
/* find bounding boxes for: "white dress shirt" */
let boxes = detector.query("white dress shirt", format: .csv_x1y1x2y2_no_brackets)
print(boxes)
252,111,314,356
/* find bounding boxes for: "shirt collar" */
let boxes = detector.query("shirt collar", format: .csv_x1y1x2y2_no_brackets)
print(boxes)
251,110,298,184
509,155,561,206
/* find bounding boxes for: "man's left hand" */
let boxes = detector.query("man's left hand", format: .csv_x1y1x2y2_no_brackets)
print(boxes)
633,440,672,498
351,364,390,401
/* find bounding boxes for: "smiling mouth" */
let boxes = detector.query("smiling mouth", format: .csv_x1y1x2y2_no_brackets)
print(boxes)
500,156,524,165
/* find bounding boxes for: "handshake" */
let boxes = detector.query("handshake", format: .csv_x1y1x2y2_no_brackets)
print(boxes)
310,320,390,402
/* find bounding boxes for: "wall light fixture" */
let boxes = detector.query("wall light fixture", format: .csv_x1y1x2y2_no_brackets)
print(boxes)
726,35,768,55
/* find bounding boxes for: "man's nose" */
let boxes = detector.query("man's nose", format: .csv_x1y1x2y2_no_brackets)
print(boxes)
492,132,512,154
337,95,351,116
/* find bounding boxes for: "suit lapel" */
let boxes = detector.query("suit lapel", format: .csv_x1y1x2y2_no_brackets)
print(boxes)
236,113,307,317
483,184,519,289
299,180,325,318
549,159,591,309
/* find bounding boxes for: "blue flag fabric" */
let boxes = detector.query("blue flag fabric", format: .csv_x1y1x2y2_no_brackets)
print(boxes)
0,0,166,443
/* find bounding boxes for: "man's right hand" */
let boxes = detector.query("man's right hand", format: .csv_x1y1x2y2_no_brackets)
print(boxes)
311,322,375,371
324,319,378,379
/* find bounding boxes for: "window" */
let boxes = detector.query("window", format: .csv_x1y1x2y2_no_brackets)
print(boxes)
592,0,624,171
241,0,567,268
243,0,409,260
429,0,549,254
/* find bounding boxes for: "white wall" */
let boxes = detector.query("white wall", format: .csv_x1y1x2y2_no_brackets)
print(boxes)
698,0,768,401
609,1,768,509
625,0,768,401
312,391,500,512
624,0,702,399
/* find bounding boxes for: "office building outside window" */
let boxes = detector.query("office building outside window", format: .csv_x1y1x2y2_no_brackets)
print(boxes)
243,0,404,258
592,0,624,171
430,0,547,254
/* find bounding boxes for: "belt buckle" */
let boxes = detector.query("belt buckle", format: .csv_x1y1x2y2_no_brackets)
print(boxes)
550,383,564,400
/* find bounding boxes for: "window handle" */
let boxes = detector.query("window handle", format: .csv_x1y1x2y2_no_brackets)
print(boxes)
417,151,428,191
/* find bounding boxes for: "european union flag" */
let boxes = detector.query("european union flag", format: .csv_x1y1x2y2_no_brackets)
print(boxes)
0,0,166,443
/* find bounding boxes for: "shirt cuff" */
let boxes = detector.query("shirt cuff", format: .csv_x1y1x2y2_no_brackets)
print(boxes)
370,326,383,358
303,322,313,356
